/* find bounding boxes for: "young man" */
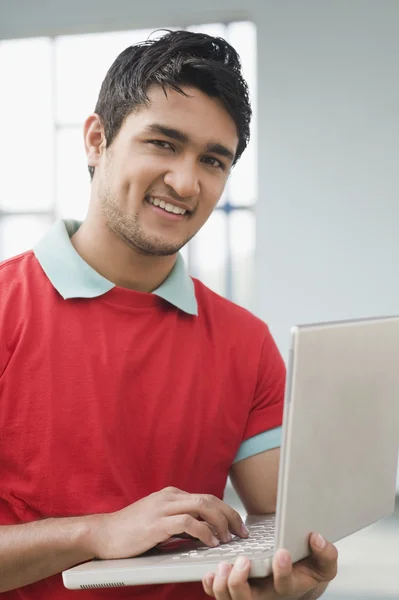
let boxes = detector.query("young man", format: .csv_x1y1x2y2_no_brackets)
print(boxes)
0,30,338,600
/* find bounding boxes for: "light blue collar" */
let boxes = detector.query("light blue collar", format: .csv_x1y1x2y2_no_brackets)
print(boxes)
34,220,198,316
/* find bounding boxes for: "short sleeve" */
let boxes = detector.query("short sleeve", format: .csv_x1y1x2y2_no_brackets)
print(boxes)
233,426,282,463
241,326,286,442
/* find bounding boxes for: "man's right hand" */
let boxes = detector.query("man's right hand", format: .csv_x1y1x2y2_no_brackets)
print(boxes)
86,486,248,559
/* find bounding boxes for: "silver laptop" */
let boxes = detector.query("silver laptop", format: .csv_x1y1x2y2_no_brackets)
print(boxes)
63,316,399,590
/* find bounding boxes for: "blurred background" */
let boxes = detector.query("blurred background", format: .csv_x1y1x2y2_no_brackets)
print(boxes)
0,0,398,597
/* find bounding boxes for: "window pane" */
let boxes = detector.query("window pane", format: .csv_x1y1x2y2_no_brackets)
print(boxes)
230,210,255,309
189,211,227,296
55,29,155,125
226,22,257,207
0,38,53,211
56,127,91,221
0,215,53,261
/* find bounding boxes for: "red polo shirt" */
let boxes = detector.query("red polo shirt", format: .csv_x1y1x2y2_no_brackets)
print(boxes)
0,221,285,599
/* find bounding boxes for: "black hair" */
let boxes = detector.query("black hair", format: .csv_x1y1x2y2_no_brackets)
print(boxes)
89,29,252,179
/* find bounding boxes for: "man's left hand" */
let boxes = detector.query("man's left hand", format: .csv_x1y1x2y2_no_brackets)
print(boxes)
202,532,338,600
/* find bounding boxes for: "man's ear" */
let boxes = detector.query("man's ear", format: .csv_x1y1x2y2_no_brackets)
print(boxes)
84,114,106,168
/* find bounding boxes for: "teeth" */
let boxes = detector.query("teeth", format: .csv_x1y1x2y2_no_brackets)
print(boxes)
148,196,186,215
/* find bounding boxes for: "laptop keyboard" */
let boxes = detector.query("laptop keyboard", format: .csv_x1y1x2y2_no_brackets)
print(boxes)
172,516,276,560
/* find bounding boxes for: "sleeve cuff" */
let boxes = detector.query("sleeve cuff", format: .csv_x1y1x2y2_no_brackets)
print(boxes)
233,426,282,464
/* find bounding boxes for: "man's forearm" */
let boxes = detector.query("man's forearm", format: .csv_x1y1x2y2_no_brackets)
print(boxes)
0,516,97,592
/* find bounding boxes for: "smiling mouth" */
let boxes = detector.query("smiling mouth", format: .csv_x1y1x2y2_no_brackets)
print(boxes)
145,195,190,216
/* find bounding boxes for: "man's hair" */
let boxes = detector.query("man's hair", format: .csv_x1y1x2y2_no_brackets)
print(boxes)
88,29,252,179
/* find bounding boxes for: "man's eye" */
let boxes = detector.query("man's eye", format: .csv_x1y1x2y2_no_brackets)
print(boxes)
202,156,224,170
149,140,173,150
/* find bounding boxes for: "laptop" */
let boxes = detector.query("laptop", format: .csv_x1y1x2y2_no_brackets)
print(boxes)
63,316,399,590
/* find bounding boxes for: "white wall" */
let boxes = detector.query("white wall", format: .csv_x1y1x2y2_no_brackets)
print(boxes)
1,0,398,362
255,1,399,359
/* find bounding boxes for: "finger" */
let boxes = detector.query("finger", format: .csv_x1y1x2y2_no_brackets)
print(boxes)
272,548,296,596
197,495,248,539
160,489,247,538
171,522,216,540
227,556,253,600
192,494,248,540
160,486,190,497
162,514,220,547
203,572,216,597
308,533,338,581
169,499,232,543
273,535,339,597
213,562,233,600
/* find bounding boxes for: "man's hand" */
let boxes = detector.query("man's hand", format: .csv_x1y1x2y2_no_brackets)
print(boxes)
202,532,338,600
86,487,249,559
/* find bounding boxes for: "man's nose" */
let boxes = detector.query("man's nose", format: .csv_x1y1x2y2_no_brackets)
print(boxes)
163,159,200,199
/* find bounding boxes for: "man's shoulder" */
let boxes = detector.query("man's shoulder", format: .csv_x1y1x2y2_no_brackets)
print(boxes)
0,250,38,276
0,250,45,299
192,277,268,336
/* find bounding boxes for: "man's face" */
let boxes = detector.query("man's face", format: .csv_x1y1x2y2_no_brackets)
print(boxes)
89,85,238,256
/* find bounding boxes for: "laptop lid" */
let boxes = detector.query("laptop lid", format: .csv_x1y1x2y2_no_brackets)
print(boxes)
275,316,399,563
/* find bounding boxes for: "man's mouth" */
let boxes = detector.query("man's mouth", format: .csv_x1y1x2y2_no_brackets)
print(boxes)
146,195,189,216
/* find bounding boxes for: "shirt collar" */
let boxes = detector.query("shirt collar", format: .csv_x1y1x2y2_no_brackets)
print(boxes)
34,219,198,316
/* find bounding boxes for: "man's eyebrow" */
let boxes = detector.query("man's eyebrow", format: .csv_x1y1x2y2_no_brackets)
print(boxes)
143,123,235,163
143,124,189,144
206,142,235,163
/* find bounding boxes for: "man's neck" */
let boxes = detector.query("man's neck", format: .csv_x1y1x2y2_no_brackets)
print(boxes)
70,217,177,293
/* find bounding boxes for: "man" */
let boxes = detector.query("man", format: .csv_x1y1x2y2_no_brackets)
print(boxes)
0,30,337,599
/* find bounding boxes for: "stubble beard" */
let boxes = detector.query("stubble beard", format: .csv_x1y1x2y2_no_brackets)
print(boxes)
100,190,193,257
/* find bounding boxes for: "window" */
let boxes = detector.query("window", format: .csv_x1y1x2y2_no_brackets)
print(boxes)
0,23,256,308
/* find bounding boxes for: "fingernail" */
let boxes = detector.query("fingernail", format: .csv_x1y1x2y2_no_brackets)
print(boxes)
218,562,231,577
204,573,213,587
211,536,220,547
314,533,326,549
277,549,291,567
241,524,249,537
235,556,249,571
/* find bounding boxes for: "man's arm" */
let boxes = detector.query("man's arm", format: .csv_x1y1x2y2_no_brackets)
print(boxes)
229,447,280,514
0,517,95,593
229,323,285,517
0,488,247,592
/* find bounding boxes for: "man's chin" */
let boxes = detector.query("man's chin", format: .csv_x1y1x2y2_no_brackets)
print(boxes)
115,223,191,257
139,247,180,257
127,237,186,257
